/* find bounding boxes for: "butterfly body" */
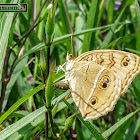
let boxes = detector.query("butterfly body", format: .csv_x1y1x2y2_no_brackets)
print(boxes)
56,50,140,120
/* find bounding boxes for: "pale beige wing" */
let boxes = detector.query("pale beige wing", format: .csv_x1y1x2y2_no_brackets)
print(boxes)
74,50,140,94
68,61,121,120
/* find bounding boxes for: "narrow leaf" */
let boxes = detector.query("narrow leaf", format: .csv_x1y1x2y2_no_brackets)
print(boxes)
102,108,140,139
0,84,44,124
101,1,128,48
82,0,100,52
62,99,105,140
0,0,18,80
0,90,70,140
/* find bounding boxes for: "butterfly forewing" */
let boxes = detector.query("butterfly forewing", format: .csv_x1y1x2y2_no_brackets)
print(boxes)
74,50,140,95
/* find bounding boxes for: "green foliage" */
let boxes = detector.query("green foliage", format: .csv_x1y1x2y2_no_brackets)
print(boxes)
82,0,100,52
45,61,55,107
0,0,18,80
46,1,57,44
0,0,140,139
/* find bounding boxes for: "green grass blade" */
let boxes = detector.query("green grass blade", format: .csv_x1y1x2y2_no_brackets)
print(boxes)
131,75,140,105
0,2,18,110
101,1,128,48
0,1,18,80
58,0,70,34
135,0,140,20
125,48,140,54
19,13,41,46
0,90,70,140
58,0,71,52
53,21,130,45
110,114,134,140
2,56,28,111
75,120,85,140
7,113,45,140
0,106,46,140
135,0,140,53
62,99,105,140
107,0,115,24
82,0,100,52
0,84,44,124
125,117,140,140
102,108,140,139
14,21,130,67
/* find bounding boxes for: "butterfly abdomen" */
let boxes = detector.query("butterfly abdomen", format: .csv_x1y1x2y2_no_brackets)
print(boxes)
54,79,69,90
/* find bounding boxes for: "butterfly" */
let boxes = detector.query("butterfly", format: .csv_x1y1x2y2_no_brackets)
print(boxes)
55,50,140,120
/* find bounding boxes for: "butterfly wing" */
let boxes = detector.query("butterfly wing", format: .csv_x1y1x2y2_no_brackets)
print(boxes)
74,50,140,95
68,61,122,120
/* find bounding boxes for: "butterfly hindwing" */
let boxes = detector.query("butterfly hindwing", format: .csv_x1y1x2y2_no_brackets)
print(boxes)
68,61,121,120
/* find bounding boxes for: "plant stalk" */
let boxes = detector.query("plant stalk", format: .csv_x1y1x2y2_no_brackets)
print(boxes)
45,46,50,139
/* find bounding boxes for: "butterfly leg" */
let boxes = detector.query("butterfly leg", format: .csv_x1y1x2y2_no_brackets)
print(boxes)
57,62,66,73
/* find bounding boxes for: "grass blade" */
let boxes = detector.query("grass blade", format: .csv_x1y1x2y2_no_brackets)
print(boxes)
0,0,18,80
0,90,70,140
62,99,105,140
0,84,44,124
102,108,140,139
101,0,128,48
82,0,100,52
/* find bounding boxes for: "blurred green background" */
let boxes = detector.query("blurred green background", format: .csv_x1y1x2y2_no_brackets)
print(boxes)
0,0,140,139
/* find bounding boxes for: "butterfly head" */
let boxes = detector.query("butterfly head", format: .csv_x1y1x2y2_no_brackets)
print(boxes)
65,52,75,71
57,53,75,73
66,52,75,61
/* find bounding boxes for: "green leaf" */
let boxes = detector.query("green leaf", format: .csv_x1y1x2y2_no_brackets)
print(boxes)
45,61,55,107
125,48,140,55
0,0,18,80
0,105,46,140
62,99,105,140
107,0,115,24
125,117,140,140
101,0,128,48
0,90,70,140
135,0,140,21
64,113,76,132
75,120,85,140
52,89,70,105
58,0,70,35
53,22,130,46
16,75,32,111
135,0,140,52
2,56,28,111
82,0,100,52
7,113,45,140
0,84,44,124
57,0,71,52
131,75,140,105
14,21,130,68
102,108,140,139
110,114,134,140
